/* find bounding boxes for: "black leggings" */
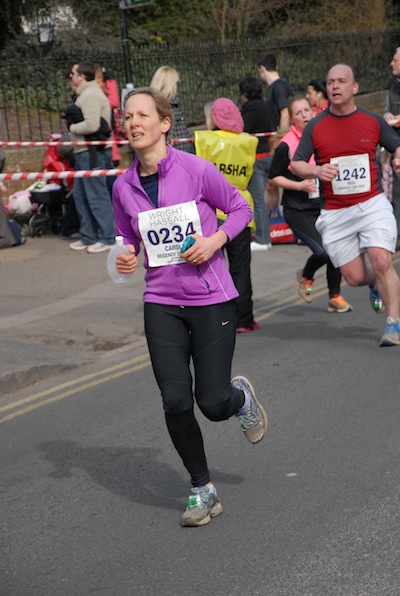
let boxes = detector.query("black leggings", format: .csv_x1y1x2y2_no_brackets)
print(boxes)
144,301,245,487
284,206,342,298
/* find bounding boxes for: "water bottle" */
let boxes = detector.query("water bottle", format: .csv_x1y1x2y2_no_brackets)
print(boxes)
107,236,135,284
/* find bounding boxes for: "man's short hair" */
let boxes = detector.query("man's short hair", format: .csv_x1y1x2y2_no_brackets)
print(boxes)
239,76,263,100
258,54,277,72
77,62,95,82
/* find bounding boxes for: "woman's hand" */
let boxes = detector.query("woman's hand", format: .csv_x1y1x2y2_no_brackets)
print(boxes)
180,231,226,266
299,179,317,193
116,244,137,274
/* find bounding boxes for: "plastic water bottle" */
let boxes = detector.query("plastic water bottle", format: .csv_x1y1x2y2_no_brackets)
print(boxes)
107,236,135,284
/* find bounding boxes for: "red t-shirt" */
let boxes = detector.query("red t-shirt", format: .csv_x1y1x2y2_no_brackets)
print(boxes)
293,107,400,209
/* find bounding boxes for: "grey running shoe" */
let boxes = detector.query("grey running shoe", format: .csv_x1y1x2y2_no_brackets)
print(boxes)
380,319,400,347
296,269,314,303
232,375,268,444
180,486,223,527
369,285,385,314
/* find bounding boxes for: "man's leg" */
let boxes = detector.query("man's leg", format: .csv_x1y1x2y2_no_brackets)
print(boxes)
366,247,400,318
248,156,271,245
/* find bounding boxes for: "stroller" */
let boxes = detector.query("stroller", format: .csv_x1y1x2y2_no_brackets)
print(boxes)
28,133,79,237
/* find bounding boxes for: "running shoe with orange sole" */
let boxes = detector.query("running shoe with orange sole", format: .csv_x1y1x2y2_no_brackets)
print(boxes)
327,295,353,313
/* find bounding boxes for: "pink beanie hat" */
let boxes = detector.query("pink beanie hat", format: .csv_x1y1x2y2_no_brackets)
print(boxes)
211,98,244,134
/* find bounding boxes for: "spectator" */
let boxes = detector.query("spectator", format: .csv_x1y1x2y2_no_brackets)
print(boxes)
195,98,259,332
239,76,273,251
257,54,294,133
383,46,400,251
95,64,122,166
292,64,400,347
67,62,116,254
150,66,194,153
112,87,268,527
306,79,329,116
269,96,352,313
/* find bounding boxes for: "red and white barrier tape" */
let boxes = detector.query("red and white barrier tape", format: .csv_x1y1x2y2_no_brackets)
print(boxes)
0,140,128,147
0,132,274,147
0,169,126,182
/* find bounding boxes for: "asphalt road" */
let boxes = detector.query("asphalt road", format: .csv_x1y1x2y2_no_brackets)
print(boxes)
2,272,400,596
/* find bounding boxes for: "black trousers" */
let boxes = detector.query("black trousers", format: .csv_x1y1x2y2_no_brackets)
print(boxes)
144,301,245,487
284,205,342,298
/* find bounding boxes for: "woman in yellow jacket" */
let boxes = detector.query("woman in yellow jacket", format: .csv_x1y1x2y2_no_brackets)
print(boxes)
195,98,258,332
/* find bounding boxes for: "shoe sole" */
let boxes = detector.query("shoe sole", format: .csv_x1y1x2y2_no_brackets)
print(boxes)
232,376,268,444
372,305,386,314
327,305,353,313
180,502,223,527
380,338,400,347
296,270,312,303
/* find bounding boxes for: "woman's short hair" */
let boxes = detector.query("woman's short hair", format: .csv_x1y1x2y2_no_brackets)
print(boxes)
239,76,263,101
149,66,179,102
124,87,174,135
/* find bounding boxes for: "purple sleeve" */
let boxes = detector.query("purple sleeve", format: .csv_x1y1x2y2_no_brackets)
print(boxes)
201,161,253,240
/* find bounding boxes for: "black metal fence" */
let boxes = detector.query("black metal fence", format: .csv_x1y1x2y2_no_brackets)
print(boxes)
0,27,399,141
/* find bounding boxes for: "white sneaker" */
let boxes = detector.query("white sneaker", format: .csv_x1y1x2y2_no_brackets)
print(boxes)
250,241,272,252
86,242,114,254
69,240,88,251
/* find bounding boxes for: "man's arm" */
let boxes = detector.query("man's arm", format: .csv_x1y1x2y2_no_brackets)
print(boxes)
291,161,339,181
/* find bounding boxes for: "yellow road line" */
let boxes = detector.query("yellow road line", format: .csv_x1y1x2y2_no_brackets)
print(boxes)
0,359,151,424
4,254,400,424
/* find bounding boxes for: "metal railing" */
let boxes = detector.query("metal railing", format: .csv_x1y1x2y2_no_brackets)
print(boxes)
0,28,398,141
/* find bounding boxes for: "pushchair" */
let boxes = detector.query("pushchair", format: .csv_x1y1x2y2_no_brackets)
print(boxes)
28,133,78,237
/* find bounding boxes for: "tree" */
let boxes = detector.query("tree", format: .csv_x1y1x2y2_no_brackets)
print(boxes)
207,0,291,42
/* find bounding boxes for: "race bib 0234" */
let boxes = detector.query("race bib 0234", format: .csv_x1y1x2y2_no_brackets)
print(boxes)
138,200,203,267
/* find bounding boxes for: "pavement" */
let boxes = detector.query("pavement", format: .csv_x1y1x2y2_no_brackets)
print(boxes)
0,233,313,395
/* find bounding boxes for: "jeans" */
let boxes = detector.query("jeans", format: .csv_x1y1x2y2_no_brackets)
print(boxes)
391,166,400,248
248,155,272,244
73,149,115,245
144,301,245,486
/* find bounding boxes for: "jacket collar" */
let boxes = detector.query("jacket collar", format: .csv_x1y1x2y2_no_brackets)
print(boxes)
125,143,176,187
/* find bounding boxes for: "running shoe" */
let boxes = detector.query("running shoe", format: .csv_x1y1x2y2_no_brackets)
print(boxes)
369,285,385,314
232,375,268,444
250,241,272,252
180,485,223,527
380,319,400,347
236,321,260,334
296,270,314,303
327,295,353,313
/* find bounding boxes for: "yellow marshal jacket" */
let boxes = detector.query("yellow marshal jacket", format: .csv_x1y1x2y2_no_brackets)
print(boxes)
194,130,257,231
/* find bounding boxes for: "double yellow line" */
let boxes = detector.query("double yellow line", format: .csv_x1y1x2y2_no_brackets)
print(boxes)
3,254,400,424
0,353,151,424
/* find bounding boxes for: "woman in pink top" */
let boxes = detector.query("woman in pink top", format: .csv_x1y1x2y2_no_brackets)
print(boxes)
269,97,351,313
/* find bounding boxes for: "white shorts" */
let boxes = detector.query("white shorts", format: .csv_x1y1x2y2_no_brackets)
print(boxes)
315,193,397,268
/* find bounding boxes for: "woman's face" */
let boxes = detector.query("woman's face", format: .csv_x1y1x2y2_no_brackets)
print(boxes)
124,93,171,153
306,85,319,107
290,99,313,131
